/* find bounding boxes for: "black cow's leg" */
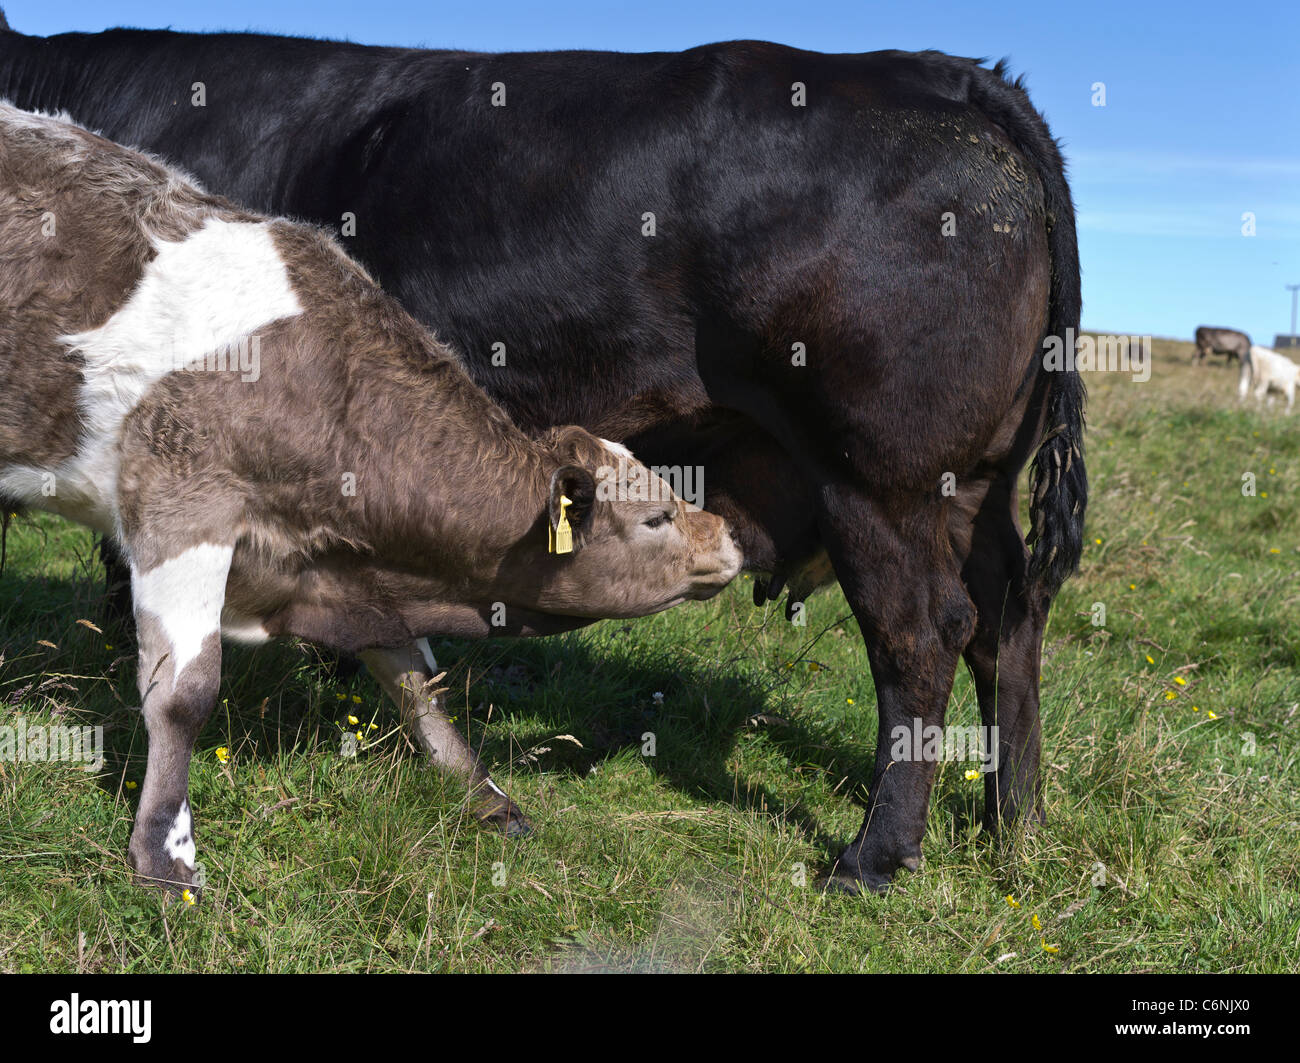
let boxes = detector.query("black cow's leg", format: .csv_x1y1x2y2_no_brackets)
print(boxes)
951,476,1047,833
818,484,975,893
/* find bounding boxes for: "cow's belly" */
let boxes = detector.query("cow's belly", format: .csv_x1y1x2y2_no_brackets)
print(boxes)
219,608,274,646
0,459,119,536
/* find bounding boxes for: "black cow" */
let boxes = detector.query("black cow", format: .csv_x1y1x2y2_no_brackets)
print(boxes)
1194,326,1250,366
0,14,1086,893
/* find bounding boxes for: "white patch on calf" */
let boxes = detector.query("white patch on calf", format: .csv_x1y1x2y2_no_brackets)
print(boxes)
415,637,438,675
219,610,272,646
0,219,301,535
599,438,635,462
164,800,196,869
133,543,234,680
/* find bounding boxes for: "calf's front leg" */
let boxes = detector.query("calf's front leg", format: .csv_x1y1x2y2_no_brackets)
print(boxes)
126,542,232,893
360,640,531,837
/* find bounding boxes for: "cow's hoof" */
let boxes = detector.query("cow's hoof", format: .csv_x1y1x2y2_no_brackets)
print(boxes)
818,872,892,896
982,803,1046,838
823,840,922,895
504,814,533,840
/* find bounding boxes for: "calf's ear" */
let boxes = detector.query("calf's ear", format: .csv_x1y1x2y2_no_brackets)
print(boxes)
549,465,597,548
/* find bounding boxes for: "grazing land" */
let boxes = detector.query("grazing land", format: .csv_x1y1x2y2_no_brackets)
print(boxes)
1,336,1296,972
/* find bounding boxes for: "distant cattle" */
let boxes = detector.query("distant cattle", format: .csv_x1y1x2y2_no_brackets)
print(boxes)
0,18,1087,893
1240,345,1298,414
1194,326,1251,365
0,104,740,892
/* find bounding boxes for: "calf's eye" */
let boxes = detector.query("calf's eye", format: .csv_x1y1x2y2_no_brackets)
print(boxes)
644,512,673,530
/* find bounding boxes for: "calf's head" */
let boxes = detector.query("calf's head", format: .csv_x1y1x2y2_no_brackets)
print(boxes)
523,427,741,618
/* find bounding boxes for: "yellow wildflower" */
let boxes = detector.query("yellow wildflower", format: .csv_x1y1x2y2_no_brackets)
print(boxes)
1173,676,1186,686
215,747,230,764
182,889,196,907
1031,913,1042,931
964,769,980,781
1005,895,1020,909
347,715,359,725
1041,939,1059,954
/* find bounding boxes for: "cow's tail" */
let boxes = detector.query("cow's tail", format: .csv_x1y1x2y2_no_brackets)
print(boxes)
966,59,1086,600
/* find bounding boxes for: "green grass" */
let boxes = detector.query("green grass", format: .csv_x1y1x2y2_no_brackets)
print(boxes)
1,336,1297,972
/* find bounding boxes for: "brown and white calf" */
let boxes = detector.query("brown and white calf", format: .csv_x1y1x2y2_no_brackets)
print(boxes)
0,104,741,892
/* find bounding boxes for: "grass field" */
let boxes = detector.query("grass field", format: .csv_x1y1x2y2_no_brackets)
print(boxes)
1,336,1297,973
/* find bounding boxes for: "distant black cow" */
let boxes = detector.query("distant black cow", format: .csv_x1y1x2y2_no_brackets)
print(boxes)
0,15,1086,893
1194,326,1251,365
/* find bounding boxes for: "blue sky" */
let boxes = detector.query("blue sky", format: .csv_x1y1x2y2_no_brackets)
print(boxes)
7,0,1298,341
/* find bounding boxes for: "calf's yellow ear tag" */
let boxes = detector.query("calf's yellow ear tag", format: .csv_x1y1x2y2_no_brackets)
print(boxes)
549,495,574,555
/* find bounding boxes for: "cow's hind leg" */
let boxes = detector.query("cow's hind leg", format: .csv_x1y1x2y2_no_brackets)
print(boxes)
819,487,976,893
126,539,231,893
361,641,531,837
951,476,1047,833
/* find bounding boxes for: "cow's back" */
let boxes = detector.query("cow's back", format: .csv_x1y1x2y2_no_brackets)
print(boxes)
0,31,1044,432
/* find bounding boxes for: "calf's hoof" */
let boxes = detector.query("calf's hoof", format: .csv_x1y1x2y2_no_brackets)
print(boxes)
474,796,533,840
504,814,533,840
127,846,197,897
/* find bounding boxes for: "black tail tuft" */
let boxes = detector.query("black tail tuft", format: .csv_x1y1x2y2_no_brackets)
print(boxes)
1024,375,1087,597
966,59,1087,599
0,9,10,33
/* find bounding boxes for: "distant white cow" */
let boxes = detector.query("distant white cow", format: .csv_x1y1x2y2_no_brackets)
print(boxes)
1240,345,1298,414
